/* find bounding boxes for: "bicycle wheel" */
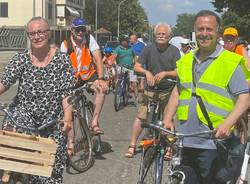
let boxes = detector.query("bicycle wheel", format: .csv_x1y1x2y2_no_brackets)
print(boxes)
114,80,122,111
123,79,130,106
92,135,102,154
138,145,157,184
68,113,94,172
85,101,102,154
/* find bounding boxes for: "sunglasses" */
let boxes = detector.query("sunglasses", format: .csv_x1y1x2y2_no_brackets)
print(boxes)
74,26,86,33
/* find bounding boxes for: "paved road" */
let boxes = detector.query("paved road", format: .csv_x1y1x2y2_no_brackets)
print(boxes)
0,51,249,184
0,86,141,184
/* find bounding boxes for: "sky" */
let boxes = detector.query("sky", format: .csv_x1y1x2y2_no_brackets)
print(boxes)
139,0,216,26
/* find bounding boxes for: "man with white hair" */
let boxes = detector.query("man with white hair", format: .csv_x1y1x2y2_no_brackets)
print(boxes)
125,22,180,158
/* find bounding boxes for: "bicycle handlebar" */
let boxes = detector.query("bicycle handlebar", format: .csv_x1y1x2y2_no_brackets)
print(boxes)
0,103,58,133
73,82,93,93
141,122,215,139
68,82,94,105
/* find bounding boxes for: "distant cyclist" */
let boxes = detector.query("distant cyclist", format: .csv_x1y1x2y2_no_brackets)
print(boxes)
114,35,138,100
222,27,250,86
102,47,116,91
125,22,180,158
60,18,108,155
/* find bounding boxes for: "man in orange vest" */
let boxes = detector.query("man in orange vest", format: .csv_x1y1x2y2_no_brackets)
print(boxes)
223,27,250,73
60,18,107,154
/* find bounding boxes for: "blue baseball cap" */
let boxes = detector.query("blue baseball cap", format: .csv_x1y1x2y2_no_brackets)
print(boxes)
71,18,87,27
103,47,113,53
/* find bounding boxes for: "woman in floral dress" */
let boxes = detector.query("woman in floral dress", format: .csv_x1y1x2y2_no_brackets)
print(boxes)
0,17,74,184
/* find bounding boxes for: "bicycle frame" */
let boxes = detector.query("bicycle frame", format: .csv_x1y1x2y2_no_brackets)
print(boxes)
116,67,129,97
141,122,215,184
138,133,167,184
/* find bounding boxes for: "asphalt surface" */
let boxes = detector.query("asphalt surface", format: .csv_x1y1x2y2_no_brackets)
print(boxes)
0,51,249,184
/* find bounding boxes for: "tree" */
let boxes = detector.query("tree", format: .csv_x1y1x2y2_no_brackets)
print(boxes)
172,13,195,37
211,0,250,40
83,0,148,37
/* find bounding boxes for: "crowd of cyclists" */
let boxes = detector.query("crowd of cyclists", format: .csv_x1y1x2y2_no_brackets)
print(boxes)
0,8,250,184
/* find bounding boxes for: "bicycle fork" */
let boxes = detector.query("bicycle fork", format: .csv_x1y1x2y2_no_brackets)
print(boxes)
155,145,165,184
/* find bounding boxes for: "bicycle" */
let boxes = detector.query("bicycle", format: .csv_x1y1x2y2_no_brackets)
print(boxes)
67,83,102,173
104,64,116,93
137,84,175,184
114,65,130,111
0,102,59,184
139,121,249,184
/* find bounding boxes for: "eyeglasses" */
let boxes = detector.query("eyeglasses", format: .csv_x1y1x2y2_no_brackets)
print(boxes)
27,29,49,39
74,26,86,33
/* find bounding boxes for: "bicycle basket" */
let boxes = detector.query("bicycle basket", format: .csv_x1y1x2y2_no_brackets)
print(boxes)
0,130,57,177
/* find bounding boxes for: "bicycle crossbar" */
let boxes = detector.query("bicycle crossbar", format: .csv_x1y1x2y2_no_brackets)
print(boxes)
0,130,57,177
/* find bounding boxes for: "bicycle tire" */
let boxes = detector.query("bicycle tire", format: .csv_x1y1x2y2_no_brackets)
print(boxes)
138,145,157,184
123,79,130,106
68,113,94,173
114,80,122,111
92,135,102,154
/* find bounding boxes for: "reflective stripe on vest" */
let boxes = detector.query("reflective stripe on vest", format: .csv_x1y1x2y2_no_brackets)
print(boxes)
177,50,242,128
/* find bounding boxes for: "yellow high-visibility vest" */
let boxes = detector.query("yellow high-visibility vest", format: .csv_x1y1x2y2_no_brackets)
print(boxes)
177,50,244,128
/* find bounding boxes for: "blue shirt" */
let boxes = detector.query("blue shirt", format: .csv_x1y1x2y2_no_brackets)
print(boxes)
176,45,249,149
131,41,145,56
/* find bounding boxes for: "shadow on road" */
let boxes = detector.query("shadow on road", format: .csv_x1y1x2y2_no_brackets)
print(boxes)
95,141,113,160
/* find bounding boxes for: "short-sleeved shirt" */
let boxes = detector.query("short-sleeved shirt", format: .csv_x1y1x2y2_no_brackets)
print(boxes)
114,45,134,69
138,42,181,90
131,41,145,56
177,45,249,149
60,34,100,53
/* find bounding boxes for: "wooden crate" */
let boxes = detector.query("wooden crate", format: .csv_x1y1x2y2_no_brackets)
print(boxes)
0,130,57,177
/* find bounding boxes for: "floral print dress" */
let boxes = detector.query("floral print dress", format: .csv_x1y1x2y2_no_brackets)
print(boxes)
0,50,74,184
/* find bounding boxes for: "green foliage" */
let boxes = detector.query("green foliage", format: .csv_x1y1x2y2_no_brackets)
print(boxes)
84,0,148,37
172,13,195,37
211,0,250,40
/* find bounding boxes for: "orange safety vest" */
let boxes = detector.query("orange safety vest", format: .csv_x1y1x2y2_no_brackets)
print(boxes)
235,44,244,56
64,40,96,81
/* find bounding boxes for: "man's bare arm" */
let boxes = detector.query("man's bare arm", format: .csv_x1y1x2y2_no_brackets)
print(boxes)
163,85,179,130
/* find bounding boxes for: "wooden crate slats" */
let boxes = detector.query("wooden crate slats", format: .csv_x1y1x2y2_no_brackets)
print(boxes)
0,131,57,154
0,130,57,176
0,146,55,165
0,130,55,144
0,159,53,177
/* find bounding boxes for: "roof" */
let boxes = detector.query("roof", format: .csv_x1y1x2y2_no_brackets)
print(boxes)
94,27,111,34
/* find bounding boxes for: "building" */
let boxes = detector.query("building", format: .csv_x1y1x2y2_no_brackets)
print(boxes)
0,0,84,27
56,0,84,27
0,0,85,49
